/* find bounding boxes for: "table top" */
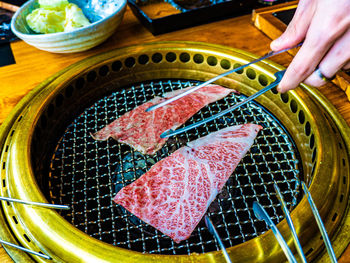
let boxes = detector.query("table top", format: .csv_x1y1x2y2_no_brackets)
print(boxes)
0,5,349,263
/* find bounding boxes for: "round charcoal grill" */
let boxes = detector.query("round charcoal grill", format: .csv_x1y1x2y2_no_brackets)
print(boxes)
0,42,349,262
49,80,301,254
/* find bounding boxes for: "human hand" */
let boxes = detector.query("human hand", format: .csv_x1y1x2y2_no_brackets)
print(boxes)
270,0,350,92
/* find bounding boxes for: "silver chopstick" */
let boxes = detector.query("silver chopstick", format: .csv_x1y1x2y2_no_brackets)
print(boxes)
146,43,302,112
204,215,232,263
0,238,51,259
160,69,285,138
0,196,70,210
253,201,297,263
274,184,307,263
301,181,337,263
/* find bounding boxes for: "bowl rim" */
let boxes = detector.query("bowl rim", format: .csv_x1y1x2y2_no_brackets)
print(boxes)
11,0,127,39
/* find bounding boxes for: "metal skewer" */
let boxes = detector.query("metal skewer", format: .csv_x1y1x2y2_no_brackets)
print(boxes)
160,69,285,138
146,43,302,113
0,196,70,210
0,238,51,259
301,181,337,263
274,183,307,263
0,197,68,259
204,215,232,263
253,201,297,263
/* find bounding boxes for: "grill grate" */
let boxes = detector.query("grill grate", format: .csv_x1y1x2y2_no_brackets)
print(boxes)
48,79,302,255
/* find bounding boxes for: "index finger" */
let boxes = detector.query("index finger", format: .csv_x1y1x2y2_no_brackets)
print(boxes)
277,2,350,92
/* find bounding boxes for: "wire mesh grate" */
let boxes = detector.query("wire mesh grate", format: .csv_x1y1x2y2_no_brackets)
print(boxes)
48,79,302,255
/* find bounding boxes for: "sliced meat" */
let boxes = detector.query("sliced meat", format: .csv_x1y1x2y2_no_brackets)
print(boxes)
113,123,262,243
92,85,234,155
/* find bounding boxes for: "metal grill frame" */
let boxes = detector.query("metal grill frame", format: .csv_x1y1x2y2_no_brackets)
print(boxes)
0,42,349,263
48,79,301,255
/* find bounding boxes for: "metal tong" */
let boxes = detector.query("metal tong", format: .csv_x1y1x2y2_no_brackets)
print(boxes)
0,197,69,259
253,182,337,263
205,215,232,263
160,69,285,138
146,43,302,113
0,196,69,210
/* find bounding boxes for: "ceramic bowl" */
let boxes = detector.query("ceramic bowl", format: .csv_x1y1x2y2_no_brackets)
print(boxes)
11,0,127,53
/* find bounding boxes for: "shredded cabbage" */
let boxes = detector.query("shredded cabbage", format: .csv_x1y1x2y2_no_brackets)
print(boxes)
64,4,91,32
26,0,91,34
38,0,69,10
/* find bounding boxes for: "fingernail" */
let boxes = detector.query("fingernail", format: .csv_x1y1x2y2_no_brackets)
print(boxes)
277,83,285,93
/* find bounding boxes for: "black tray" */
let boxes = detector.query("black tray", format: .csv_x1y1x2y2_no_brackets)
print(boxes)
128,0,291,35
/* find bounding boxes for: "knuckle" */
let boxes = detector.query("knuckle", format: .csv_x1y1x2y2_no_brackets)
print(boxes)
289,64,311,79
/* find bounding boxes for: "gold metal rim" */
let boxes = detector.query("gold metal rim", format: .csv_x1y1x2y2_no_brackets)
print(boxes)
0,41,349,262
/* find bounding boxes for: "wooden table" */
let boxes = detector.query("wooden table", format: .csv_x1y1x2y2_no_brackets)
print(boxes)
0,5,349,262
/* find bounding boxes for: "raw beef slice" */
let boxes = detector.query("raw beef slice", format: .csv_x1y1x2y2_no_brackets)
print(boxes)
113,123,262,243
92,85,234,155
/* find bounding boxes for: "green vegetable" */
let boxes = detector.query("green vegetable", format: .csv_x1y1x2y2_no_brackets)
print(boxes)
26,8,65,33
64,4,91,32
38,0,69,10
26,0,91,34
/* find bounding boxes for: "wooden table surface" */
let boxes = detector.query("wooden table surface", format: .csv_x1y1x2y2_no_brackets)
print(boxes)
0,5,349,262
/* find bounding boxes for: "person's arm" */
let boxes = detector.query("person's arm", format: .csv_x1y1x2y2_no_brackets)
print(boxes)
270,0,350,92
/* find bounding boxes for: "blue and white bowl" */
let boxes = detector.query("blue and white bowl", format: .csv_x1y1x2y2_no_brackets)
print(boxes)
11,0,127,53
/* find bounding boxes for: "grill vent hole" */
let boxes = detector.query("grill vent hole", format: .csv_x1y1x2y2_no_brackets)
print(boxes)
165,52,176,63
290,99,298,113
179,53,190,63
332,213,338,221
305,247,314,256
220,59,231,70
99,65,109,76
75,77,85,90
138,54,149,65
339,143,343,149
10,130,14,137
207,56,217,66
152,53,163,63
281,93,289,103
343,176,346,185
258,75,268,86
87,71,97,82
23,234,31,242
305,122,311,136
298,110,305,124
331,125,337,134
311,164,316,176
5,145,8,153
312,149,317,163
310,134,315,149
17,116,23,122
271,87,277,94
193,54,204,64
246,68,256,80
112,61,122,71
65,85,74,98
343,159,346,166
340,194,344,203
125,57,136,68
2,162,5,170
12,216,18,224
2,179,5,187
47,103,55,117
233,63,243,74
55,94,64,108
6,201,9,206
